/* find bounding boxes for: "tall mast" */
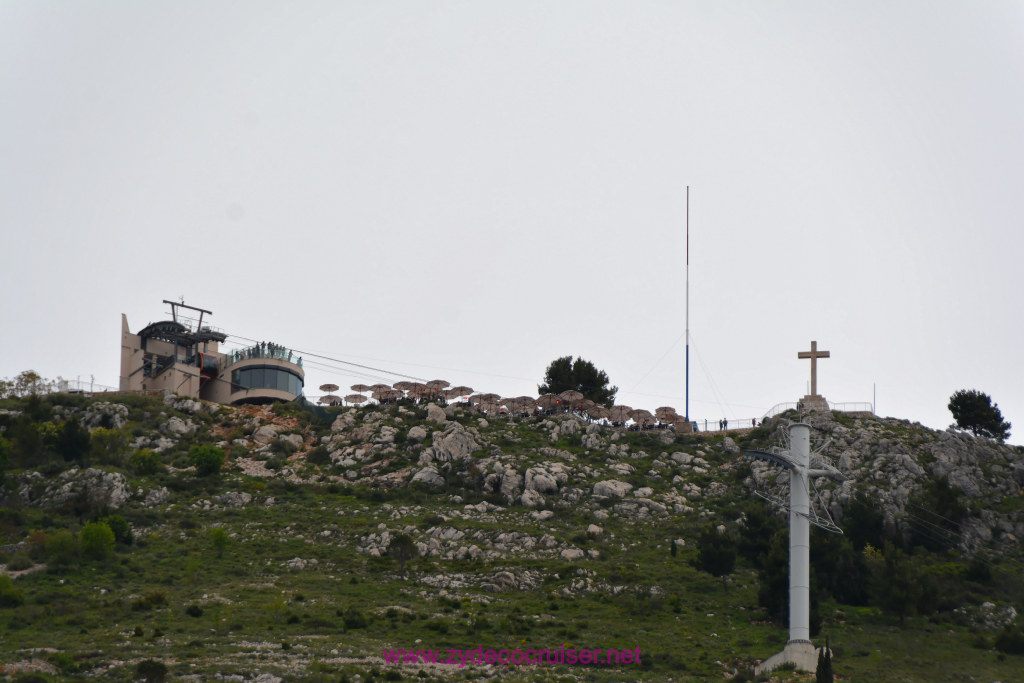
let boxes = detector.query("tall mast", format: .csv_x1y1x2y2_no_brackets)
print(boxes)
685,185,690,422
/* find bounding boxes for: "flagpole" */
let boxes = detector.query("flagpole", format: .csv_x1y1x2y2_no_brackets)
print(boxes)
685,185,690,423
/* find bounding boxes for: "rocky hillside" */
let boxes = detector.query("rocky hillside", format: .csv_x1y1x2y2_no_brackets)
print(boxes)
0,392,1022,682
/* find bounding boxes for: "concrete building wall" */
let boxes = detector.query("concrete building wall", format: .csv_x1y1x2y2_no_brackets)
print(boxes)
120,312,304,406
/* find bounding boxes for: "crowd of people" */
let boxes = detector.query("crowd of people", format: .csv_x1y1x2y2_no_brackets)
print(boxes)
229,342,302,367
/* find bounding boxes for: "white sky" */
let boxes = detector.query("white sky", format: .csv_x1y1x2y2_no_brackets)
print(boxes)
2,1,1022,443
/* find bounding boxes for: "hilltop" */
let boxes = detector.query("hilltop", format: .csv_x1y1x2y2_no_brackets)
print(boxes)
0,392,1022,682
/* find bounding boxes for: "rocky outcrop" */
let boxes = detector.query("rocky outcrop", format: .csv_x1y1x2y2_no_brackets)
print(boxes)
411,466,446,488
162,416,197,438
19,468,130,511
82,402,129,430
420,423,478,464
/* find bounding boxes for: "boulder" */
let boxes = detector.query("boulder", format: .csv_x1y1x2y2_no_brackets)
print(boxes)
161,416,196,438
252,425,280,445
408,425,428,442
499,471,523,499
520,489,545,508
560,548,585,561
213,492,253,507
593,480,633,498
426,403,447,425
428,425,479,463
411,467,446,488
525,467,559,494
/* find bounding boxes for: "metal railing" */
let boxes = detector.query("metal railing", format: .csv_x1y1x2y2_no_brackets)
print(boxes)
222,344,303,369
761,401,874,420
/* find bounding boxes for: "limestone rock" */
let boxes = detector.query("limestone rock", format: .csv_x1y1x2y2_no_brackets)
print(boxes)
213,492,253,507
252,425,280,445
560,548,585,561
331,411,357,432
22,468,131,511
82,402,129,430
525,467,560,494
425,424,478,463
593,479,633,498
411,467,446,488
520,489,545,508
161,416,197,437
426,403,447,425
408,425,428,442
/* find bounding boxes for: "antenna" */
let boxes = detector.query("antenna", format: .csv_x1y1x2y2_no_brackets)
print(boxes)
685,185,690,422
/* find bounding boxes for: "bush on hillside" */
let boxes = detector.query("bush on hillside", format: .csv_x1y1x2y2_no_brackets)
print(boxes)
188,445,225,477
79,521,115,561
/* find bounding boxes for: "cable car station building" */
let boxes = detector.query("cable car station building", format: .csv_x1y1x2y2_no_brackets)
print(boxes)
119,300,304,405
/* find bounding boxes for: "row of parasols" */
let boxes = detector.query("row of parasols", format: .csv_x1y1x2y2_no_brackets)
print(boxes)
317,380,692,429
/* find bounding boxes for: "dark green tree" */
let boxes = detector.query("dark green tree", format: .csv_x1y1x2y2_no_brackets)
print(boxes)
842,490,888,552
101,514,133,545
868,542,926,626
56,417,91,462
387,533,418,578
948,389,1011,441
906,476,967,552
0,436,10,483
538,356,618,407
694,526,736,591
188,445,225,477
738,502,784,564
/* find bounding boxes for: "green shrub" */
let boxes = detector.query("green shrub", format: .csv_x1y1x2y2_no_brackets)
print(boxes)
11,673,47,683
6,551,33,571
342,607,368,630
45,529,78,567
90,427,129,465
306,445,330,466
188,445,225,477
0,574,25,607
995,627,1024,655
136,658,168,683
79,521,115,561
131,591,168,611
102,514,133,545
209,527,229,557
270,438,298,457
130,448,163,476
26,529,47,561
48,651,77,673
186,604,204,617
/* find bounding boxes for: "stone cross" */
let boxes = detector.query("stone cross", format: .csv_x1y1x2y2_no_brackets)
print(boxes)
798,341,830,397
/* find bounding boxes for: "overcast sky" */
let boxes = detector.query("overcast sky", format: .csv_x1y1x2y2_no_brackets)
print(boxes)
2,1,1022,443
